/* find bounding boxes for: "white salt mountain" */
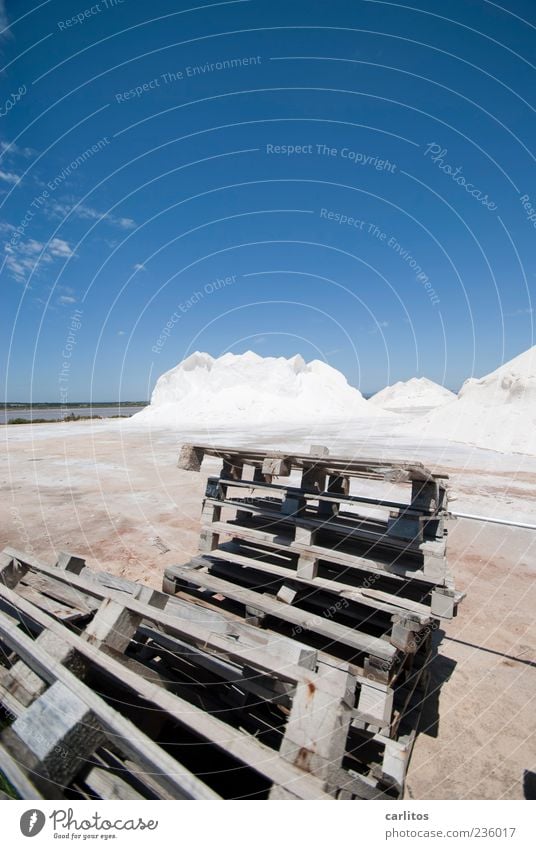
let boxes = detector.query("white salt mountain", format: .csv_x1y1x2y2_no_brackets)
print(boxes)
418,346,536,455
370,377,455,410
134,351,387,426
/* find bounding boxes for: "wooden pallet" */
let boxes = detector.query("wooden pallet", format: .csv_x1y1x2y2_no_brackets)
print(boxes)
0,547,417,800
179,444,461,616
166,442,463,795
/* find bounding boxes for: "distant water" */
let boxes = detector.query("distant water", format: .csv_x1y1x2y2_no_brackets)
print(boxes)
1,406,146,424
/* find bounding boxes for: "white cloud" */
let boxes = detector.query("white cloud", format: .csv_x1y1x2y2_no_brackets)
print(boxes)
117,330,126,335
58,295,76,305
117,217,136,229
0,1,9,33
0,169,20,184
506,307,534,317
49,201,136,230
0,140,34,158
368,320,389,335
49,237,74,258
3,235,75,284
133,263,146,272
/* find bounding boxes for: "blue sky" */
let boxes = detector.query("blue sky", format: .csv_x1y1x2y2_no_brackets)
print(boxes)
0,0,535,400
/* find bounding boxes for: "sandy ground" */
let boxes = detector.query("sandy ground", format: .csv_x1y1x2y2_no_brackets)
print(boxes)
1,416,535,800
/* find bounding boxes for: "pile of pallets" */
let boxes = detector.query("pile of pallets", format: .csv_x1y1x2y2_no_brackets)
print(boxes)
163,443,464,795
0,445,463,800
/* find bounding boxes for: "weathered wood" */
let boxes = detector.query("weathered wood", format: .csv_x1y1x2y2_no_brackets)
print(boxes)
355,680,393,728
431,587,460,618
11,681,105,785
198,501,221,552
0,741,44,799
2,629,85,707
0,552,29,589
194,547,431,621
55,551,87,574
23,572,97,615
177,443,205,472
83,598,141,652
84,766,145,801
167,562,397,663
16,583,85,622
214,476,436,515
0,588,330,800
281,673,353,790
262,457,292,477
0,550,332,689
204,496,443,558
198,518,445,586
177,443,446,483
0,607,220,800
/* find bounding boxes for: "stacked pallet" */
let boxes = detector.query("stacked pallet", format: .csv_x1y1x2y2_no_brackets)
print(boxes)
163,443,464,795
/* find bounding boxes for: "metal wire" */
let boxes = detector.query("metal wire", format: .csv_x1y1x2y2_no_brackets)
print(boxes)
451,511,536,531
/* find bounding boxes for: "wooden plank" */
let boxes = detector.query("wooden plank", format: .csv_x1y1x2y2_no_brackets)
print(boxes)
16,583,85,622
23,572,98,614
0,741,44,799
177,444,205,472
281,678,353,787
0,609,220,800
177,443,446,482
205,497,435,555
83,598,141,652
0,670,27,718
166,563,396,662
0,586,331,800
0,549,329,690
355,680,393,728
215,476,428,514
84,766,145,801
200,547,431,621
11,681,106,785
0,552,30,589
138,625,294,706
163,593,317,671
197,520,444,585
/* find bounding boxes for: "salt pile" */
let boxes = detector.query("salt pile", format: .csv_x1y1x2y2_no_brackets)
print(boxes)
133,351,387,426
418,346,536,455
370,377,455,410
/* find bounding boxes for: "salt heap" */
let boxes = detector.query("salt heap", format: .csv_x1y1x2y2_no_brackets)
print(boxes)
370,377,455,411
134,351,386,426
418,346,536,455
